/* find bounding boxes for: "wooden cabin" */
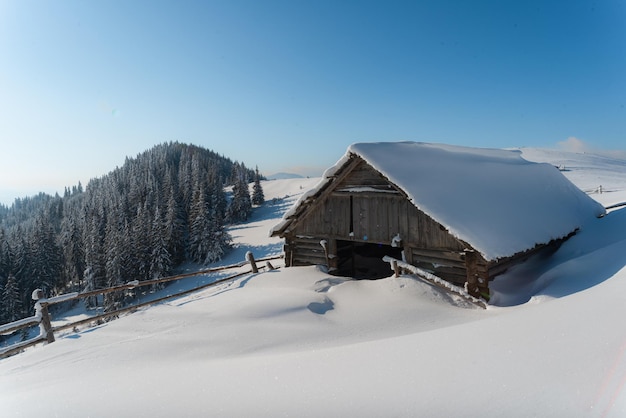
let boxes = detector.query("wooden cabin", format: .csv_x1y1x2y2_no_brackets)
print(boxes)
270,142,606,300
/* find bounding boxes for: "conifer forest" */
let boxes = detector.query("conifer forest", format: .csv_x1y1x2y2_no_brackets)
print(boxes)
0,142,263,323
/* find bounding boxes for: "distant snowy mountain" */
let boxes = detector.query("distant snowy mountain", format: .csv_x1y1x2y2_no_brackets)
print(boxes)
266,172,305,180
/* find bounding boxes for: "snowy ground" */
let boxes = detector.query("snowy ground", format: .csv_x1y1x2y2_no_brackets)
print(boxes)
1,148,626,417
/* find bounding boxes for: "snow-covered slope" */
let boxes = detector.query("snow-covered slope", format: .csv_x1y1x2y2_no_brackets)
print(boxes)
1,148,626,418
520,147,626,208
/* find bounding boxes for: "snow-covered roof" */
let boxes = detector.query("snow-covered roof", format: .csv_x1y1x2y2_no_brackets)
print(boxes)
272,142,606,261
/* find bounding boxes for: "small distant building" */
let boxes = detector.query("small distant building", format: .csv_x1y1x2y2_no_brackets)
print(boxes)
270,142,606,300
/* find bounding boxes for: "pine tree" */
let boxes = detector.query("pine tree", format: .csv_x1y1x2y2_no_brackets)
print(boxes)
227,163,252,223
188,187,212,264
27,213,62,295
205,206,231,263
164,190,186,266
252,166,265,206
59,215,85,291
149,206,172,284
2,274,22,322
83,205,106,308
0,142,253,304
82,265,98,309
131,202,151,281
204,180,231,263
0,227,10,279
104,209,126,311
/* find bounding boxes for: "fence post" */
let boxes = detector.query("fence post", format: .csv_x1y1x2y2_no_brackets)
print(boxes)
246,251,258,273
392,260,400,278
32,289,55,344
320,240,330,268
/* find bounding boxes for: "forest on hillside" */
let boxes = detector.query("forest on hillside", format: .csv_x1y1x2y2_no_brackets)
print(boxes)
0,142,265,324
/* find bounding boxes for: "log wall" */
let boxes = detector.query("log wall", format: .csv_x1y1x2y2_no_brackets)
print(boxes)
284,236,327,267
280,157,556,301
286,160,467,254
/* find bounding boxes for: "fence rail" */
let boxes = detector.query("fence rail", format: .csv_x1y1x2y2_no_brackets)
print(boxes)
383,256,487,309
0,253,282,359
606,202,626,210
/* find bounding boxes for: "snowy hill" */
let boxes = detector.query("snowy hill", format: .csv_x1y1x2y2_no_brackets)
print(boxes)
520,147,626,208
1,148,626,417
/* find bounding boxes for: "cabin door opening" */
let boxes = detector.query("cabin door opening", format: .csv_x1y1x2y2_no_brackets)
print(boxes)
333,240,403,279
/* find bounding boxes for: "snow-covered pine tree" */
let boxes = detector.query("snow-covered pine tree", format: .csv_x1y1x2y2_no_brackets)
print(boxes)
104,209,126,312
0,142,258,307
203,180,231,263
188,187,212,264
82,205,106,308
227,163,252,223
59,214,85,292
26,213,62,295
204,208,231,264
131,201,152,282
164,189,186,266
82,265,98,309
1,274,21,323
0,227,10,280
7,226,27,296
149,206,172,288
252,166,265,206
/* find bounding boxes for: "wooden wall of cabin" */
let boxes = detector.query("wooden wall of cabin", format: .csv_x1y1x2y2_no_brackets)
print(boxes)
351,193,406,242
293,194,351,237
283,189,471,279
292,192,466,247
279,157,494,299
283,235,328,267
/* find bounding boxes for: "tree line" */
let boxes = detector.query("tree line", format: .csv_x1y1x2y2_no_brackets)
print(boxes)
0,142,265,323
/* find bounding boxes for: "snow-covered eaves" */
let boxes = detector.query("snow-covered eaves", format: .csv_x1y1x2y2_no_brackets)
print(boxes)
271,142,606,261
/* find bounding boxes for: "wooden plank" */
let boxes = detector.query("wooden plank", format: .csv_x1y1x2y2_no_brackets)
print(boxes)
464,250,490,300
384,256,487,309
298,194,350,236
291,237,326,249
411,247,466,262
411,254,466,269
406,203,465,250
431,268,467,285
287,235,328,266
0,315,40,336
328,239,338,270
71,256,282,301
278,157,362,235
0,336,47,359
409,247,466,267
292,246,326,254
291,243,324,253
333,189,401,197
291,254,327,266
52,269,259,335
410,261,467,285
335,160,399,189
349,194,405,243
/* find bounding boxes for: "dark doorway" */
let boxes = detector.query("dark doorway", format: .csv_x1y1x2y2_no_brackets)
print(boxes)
333,240,403,279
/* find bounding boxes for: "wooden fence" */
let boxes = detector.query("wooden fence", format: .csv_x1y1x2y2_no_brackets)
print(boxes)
383,256,487,309
0,253,281,359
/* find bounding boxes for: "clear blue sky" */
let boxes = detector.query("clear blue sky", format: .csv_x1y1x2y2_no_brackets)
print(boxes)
1,0,625,205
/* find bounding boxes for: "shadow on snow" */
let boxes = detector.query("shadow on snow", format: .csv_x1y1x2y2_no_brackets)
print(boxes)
491,207,626,306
